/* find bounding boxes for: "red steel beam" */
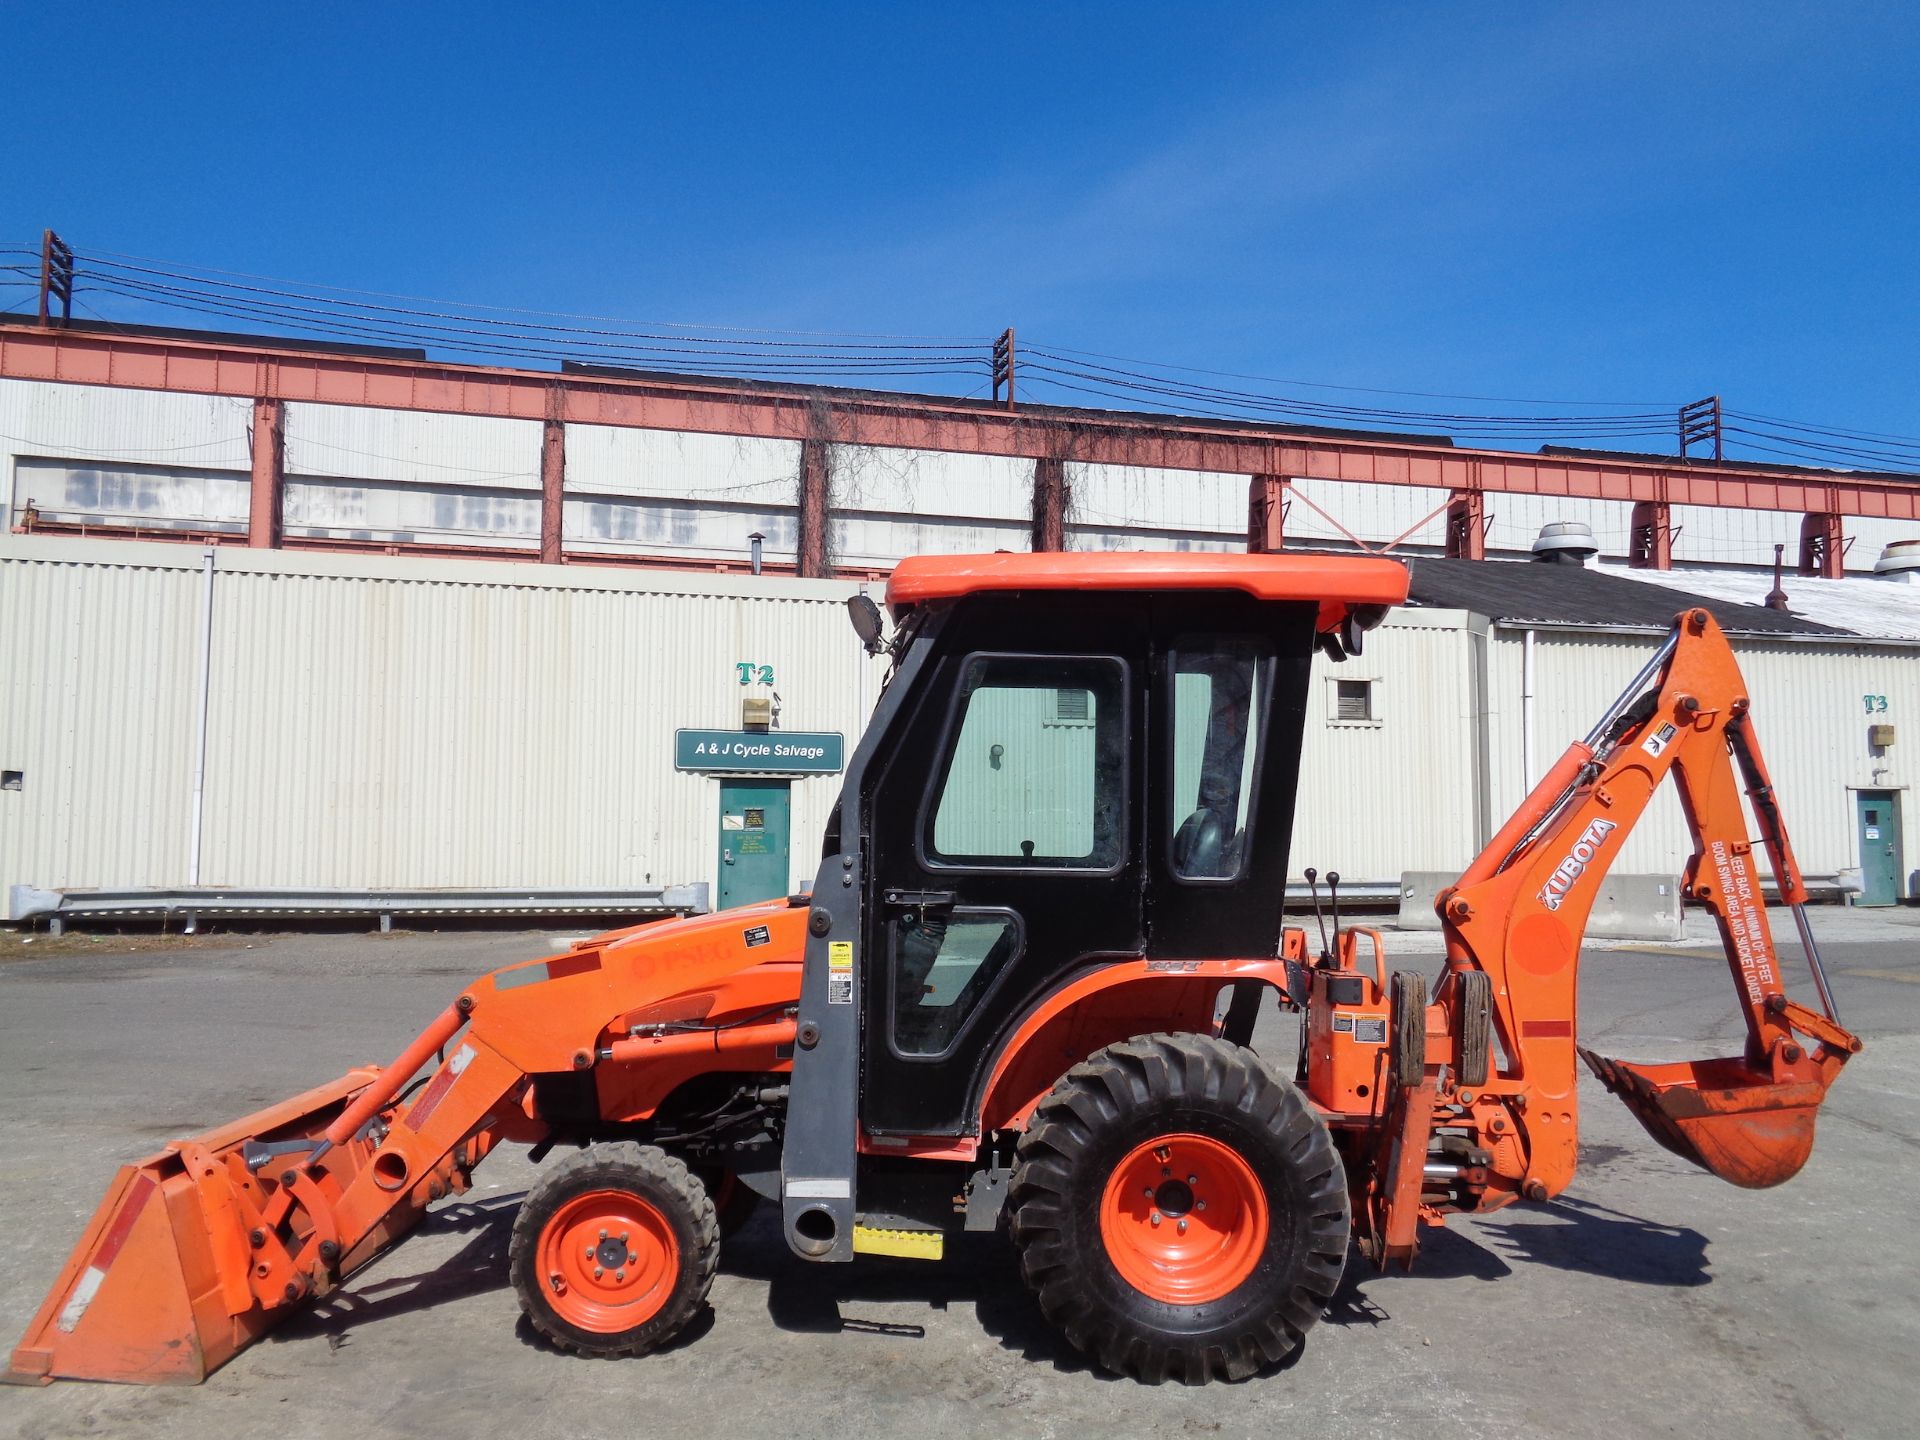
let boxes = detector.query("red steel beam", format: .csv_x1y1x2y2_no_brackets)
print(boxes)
1629,499,1674,570
797,439,831,578
1247,474,1283,551
7,325,1919,524
539,416,565,565
1444,489,1486,561
247,397,283,548
1032,457,1068,551
1799,512,1845,579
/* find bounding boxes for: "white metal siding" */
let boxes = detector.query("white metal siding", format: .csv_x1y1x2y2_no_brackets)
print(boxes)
282,404,541,488
1292,613,1484,879
1,535,883,900
1282,480,1452,552
831,450,1035,567
1070,465,1248,545
3,380,252,530
1486,628,1920,881
4,531,1912,907
0,544,203,900
1,380,253,473
564,424,802,564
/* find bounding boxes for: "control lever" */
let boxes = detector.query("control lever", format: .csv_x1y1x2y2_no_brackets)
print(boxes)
1304,867,1334,966
1327,870,1344,940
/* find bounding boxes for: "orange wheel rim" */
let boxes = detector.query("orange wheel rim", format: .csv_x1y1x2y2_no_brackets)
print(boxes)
1099,1133,1268,1304
536,1189,679,1332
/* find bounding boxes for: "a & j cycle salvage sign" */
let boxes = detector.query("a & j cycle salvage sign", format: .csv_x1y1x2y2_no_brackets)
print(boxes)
674,730,845,775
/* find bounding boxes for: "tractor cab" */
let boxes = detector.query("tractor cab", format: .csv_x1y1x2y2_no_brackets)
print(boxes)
781,552,1410,1261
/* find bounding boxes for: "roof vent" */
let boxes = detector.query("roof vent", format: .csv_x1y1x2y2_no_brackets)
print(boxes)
1872,540,1920,582
1531,520,1599,566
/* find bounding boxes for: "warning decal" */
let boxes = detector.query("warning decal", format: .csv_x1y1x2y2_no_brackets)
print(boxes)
827,940,854,1005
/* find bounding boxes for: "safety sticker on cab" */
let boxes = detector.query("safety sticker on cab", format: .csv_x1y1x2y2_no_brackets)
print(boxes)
827,940,854,1004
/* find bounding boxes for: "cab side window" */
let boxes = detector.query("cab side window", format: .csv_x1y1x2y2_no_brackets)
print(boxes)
926,655,1127,869
1169,638,1271,880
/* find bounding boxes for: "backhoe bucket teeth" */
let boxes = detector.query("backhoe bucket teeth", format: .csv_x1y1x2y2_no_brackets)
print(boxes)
5,1067,410,1386
1578,1048,1839,1190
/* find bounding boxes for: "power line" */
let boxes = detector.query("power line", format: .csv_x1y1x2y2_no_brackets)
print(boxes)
77,243,997,343
8,237,1914,476
1032,339,1684,408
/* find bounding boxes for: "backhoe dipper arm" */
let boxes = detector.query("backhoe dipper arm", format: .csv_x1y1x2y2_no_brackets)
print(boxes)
1437,608,1860,1202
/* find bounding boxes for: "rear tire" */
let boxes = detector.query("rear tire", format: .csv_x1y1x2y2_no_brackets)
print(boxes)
1456,969,1492,1088
1391,971,1428,1089
510,1142,718,1358
1008,1033,1349,1384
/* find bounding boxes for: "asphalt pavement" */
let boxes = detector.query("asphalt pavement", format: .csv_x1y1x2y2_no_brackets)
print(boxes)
1,907,1915,1440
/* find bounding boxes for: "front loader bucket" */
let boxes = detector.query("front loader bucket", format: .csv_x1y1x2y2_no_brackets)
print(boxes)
1579,1048,1843,1190
6,1068,402,1386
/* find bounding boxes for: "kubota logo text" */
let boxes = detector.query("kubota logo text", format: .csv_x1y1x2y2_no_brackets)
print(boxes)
1537,818,1617,911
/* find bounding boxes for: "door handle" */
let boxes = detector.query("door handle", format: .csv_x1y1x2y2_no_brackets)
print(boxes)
884,889,955,908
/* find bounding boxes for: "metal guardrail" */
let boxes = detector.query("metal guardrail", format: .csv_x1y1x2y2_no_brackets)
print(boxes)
8,883,710,933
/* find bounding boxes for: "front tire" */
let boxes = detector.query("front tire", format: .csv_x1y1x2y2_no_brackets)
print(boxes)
510,1142,719,1358
1008,1033,1349,1384
692,1164,763,1236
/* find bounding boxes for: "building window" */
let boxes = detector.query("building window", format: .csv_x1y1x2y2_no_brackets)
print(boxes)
1050,687,1093,725
1330,678,1380,726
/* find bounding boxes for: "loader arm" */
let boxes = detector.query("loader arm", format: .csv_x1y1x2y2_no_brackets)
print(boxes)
1436,607,1860,1201
7,906,805,1386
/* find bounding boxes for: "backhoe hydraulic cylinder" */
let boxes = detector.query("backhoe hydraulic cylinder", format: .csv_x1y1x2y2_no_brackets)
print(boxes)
1455,741,1594,891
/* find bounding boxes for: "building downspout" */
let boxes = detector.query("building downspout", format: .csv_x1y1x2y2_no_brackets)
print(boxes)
1521,627,1537,793
1468,617,1492,853
187,548,216,886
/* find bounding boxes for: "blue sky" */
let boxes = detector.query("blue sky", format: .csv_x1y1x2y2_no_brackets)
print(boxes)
2,3,1915,458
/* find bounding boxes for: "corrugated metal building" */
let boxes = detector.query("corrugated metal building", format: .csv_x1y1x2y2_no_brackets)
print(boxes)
1401,556,1920,898
1,532,1487,912
0,536,886,912
9,531,1914,917
5,367,1919,920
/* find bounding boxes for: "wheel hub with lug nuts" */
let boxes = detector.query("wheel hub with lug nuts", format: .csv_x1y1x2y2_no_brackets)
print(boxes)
537,1190,678,1327
1098,1133,1270,1304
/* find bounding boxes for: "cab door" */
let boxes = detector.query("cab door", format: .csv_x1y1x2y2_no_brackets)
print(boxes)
859,597,1147,1136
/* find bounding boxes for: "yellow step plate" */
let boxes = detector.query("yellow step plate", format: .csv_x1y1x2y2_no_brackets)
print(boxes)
851,1225,944,1260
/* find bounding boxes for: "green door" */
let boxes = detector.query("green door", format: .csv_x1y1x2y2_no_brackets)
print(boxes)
718,780,791,909
1855,790,1903,907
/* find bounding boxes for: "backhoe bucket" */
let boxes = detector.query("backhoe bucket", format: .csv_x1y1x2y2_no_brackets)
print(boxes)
5,1067,412,1386
1579,1048,1844,1190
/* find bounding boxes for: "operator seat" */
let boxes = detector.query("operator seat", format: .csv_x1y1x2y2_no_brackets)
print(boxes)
1173,807,1231,878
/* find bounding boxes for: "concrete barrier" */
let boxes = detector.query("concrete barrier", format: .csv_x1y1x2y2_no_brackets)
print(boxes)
1397,871,1683,941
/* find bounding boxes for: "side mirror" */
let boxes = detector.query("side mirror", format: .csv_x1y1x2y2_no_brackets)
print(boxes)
847,593,887,655
1337,603,1389,660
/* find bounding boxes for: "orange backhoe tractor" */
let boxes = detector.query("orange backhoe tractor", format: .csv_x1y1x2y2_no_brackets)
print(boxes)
7,551,1860,1388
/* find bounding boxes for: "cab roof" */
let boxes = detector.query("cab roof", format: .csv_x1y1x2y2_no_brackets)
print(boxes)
885,551,1409,631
